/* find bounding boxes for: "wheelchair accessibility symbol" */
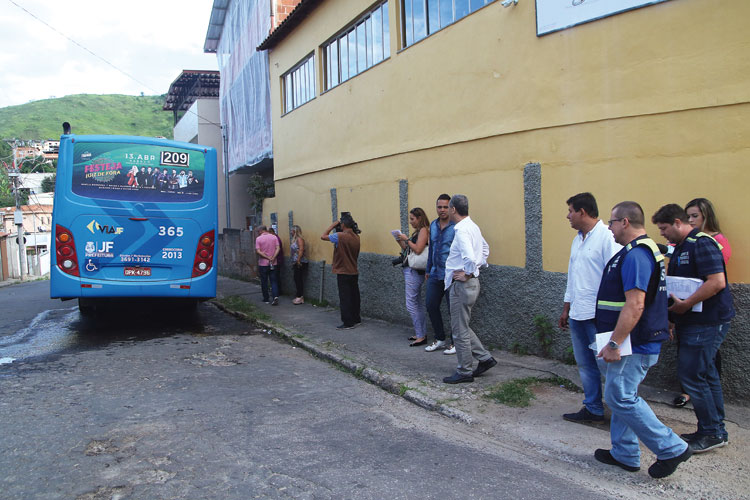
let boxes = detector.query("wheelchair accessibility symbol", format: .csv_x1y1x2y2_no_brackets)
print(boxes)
85,259,98,272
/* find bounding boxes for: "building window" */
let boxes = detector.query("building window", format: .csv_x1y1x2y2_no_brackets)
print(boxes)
402,0,494,47
323,1,390,91
283,54,316,114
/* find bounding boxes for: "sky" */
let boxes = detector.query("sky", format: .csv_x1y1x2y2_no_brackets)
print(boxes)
0,0,219,109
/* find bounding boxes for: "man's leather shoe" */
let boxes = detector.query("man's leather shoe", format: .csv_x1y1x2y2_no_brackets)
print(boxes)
594,449,639,472
472,357,497,377
648,446,692,478
443,372,474,384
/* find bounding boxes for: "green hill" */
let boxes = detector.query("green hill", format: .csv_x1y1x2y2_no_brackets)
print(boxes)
0,94,174,140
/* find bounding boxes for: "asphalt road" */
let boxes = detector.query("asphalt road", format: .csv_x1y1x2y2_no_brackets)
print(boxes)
0,281,610,499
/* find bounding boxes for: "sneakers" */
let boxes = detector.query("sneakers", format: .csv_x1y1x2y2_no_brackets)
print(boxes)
681,431,729,444
563,406,605,424
425,340,446,352
472,357,497,377
271,297,279,306
648,446,692,478
687,434,726,454
292,297,304,305
594,449,640,472
443,372,474,384
336,323,359,330
443,345,456,355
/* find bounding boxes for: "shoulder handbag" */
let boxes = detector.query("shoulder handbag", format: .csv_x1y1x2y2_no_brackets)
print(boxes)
406,239,429,271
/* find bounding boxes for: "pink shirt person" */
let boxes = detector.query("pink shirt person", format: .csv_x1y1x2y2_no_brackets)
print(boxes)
255,231,280,267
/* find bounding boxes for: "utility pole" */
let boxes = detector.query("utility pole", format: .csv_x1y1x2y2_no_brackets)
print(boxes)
10,142,24,279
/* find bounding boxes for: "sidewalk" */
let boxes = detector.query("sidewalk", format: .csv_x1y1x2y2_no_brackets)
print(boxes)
215,275,749,495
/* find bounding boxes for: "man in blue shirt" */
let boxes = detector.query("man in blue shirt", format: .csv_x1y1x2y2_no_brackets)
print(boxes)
594,201,691,479
424,194,456,353
652,204,735,454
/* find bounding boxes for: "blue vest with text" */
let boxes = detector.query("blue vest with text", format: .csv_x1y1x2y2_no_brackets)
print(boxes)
668,229,735,326
595,236,669,345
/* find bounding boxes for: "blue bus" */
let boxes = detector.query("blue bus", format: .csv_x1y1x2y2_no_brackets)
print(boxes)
50,125,218,314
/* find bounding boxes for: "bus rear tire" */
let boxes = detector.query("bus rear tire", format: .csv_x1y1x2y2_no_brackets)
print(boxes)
182,299,199,312
78,298,96,317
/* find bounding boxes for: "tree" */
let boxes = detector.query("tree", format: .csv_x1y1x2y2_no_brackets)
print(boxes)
246,173,275,212
0,167,12,207
0,169,29,208
19,155,55,173
41,174,56,193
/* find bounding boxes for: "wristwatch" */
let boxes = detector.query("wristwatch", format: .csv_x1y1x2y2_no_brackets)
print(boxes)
608,339,620,350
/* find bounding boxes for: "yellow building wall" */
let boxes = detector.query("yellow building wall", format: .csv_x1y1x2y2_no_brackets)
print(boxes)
265,0,750,282
262,145,526,267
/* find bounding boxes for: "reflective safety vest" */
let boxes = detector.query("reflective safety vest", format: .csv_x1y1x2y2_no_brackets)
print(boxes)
595,235,669,345
668,229,735,326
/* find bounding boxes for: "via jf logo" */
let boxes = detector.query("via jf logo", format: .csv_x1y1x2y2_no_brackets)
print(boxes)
87,219,124,235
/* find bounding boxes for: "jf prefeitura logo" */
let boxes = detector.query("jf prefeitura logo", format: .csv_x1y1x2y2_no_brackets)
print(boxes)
84,156,123,184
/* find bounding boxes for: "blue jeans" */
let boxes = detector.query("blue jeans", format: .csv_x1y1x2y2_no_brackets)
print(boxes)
569,319,605,416
605,353,687,467
404,268,427,339
258,265,279,302
425,276,451,342
677,322,729,438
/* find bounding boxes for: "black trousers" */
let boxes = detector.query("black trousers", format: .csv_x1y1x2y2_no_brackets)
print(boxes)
293,262,308,297
337,274,361,326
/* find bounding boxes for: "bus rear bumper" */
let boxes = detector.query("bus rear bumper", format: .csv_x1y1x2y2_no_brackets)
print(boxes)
50,268,217,299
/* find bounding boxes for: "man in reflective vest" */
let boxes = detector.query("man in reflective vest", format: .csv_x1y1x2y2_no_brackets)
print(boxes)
652,204,734,454
594,201,691,479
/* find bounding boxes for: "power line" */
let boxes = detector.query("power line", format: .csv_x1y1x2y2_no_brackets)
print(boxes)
6,0,222,130
7,0,154,93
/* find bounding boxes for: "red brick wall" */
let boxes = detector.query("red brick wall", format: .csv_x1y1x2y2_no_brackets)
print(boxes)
272,0,303,29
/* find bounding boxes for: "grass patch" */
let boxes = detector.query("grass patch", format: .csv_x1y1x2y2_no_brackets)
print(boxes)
484,376,580,407
215,295,270,322
398,383,414,396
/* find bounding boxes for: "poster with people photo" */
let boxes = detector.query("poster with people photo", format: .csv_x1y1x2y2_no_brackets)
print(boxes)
71,142,205,203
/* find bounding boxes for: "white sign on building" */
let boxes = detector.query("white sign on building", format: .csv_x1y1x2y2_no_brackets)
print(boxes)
536,0,672,36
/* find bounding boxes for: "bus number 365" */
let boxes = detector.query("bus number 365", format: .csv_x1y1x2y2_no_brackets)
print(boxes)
158,226,184,237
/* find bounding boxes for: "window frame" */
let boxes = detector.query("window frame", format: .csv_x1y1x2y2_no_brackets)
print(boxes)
321,1,391,92
401,0,495,49
281,52,316,115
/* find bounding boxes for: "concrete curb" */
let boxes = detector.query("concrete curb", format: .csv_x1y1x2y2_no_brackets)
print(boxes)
209,300,474,424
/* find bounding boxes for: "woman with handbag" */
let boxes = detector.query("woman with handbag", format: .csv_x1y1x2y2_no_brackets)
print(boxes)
396,207,430,346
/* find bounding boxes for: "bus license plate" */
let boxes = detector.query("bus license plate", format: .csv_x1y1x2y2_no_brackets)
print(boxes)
124,267,151,277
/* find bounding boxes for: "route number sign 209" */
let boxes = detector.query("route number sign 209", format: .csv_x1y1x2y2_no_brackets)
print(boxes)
160,150,190,167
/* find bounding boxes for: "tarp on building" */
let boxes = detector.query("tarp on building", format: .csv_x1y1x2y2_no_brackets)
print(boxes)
216,0,273,173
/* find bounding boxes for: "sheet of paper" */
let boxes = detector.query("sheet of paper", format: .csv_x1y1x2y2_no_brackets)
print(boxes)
595,331,632,356
666,276,703,312
390,229,403,241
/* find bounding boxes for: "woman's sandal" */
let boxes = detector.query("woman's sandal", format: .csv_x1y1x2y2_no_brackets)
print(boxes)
408,336,417,341
672,394,690,407
410,338,427,347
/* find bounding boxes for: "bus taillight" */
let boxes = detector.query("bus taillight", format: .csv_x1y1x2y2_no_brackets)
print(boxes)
55,224,80,277
192,230,215,277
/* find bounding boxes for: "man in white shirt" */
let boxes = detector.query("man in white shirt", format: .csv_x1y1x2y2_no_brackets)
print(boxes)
558,192,621,423
442,194,495,384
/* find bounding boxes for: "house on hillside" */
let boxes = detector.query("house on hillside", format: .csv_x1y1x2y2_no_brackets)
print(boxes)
1,203,52,278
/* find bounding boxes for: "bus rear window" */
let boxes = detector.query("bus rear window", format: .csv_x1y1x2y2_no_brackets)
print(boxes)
70,142,205,203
